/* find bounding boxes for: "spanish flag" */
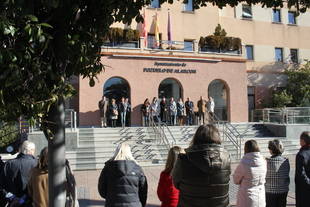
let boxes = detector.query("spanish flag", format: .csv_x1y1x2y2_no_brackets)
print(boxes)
154,13,160,47
142,9,147,47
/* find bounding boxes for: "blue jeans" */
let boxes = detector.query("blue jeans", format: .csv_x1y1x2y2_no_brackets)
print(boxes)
143,115,150,126
121,112,126,127
170,115,176,126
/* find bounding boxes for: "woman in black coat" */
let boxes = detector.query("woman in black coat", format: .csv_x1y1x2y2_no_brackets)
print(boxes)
98,143,148,207
172,125,231,207
295,131,310,207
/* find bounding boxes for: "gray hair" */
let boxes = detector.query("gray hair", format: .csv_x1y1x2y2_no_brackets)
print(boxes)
20,141,36,155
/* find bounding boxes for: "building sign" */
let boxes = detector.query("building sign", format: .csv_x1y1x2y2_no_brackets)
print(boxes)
143,62,196,74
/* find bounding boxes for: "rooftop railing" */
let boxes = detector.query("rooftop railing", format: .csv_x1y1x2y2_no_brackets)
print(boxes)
102,37,244,57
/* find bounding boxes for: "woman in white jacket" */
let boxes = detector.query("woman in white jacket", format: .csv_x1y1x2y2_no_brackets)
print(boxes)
233,140,267,207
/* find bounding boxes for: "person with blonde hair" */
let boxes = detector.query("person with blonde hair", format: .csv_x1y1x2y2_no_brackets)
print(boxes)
98,143,148,207
157,146,184,207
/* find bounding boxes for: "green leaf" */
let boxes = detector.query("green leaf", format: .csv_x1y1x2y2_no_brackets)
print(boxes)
39,23,53,28
25,15,38,22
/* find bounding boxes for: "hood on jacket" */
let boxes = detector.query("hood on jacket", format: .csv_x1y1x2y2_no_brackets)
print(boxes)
241,152,265,167
185,144,227,173
105,160,139,176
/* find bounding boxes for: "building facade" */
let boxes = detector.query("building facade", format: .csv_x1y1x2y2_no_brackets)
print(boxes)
75,1,310,127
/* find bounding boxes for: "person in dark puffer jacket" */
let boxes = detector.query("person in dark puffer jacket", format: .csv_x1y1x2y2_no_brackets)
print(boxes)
98,143,148,207
172,124,231,207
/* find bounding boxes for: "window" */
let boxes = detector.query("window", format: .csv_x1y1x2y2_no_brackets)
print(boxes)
242,4,252,19
150,0,160,8
275,48,283,62
245,45,254,60
272,9,281,23
290,49,298,63
183,0,193,12
184,40,193,51
288,11,296,24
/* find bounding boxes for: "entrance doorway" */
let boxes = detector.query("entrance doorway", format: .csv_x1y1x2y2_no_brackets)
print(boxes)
208,80,229,121
103,77,130,126
158,78,183,100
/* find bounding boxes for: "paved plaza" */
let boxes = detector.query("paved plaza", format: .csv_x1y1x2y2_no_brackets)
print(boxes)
75,155,297,207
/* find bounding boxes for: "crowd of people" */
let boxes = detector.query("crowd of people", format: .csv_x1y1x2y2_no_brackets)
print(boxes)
99,95,215,128
98,127,310,207
140,96,215,127
0,141,78,207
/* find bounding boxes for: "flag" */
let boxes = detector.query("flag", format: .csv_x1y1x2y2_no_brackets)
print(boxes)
142,9,147,47
167,10,172,44
154,13,160,48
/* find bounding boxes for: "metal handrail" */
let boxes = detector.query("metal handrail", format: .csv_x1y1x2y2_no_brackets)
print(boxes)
210,112,242,159
252,107,310,124
159,122,176,146
150,117,171,150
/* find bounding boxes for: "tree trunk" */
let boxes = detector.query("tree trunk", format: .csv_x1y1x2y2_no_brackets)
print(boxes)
47,97,66,207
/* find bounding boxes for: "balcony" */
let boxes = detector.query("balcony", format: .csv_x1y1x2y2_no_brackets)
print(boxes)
101,37,246,61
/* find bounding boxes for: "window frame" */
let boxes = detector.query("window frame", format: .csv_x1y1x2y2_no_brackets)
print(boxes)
150,0,160,9
245,45,254,60
275,47,283,62
183,0,194,12
184,40,194,51
272,9,281,23
288,11,297,25
242,4,253,19
290,48,298,64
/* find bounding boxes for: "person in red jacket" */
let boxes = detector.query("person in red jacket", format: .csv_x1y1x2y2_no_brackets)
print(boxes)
157,146,183,207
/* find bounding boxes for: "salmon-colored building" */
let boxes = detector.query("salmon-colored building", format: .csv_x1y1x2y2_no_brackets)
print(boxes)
74,1,310,127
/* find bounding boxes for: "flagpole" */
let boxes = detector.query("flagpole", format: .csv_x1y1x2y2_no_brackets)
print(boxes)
167,9,172,47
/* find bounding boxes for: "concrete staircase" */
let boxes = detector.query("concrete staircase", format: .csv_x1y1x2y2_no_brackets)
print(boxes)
66,123,300,170
66,127,167,170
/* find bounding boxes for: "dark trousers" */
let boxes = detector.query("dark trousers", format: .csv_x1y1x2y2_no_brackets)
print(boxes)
266,192,288,207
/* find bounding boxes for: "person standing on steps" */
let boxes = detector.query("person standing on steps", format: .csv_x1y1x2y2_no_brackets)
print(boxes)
98,96,108,127
197,96,207,125
141,98,151,127
109,98,118,128
160,97,168,123
177,98,186,126
207,96,215,122
125,98,131,127
119,97,128,128
185,97,194,125
169,97,177,126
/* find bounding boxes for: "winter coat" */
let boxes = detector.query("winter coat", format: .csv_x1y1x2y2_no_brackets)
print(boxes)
98,160,148,207
157,171,179,207
28,167,48,207
295,145,310,207
265,155,290,194
172,144,231,207
177,102,185,117
0,153,37,197
98,99,108,118
233,152,267,207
